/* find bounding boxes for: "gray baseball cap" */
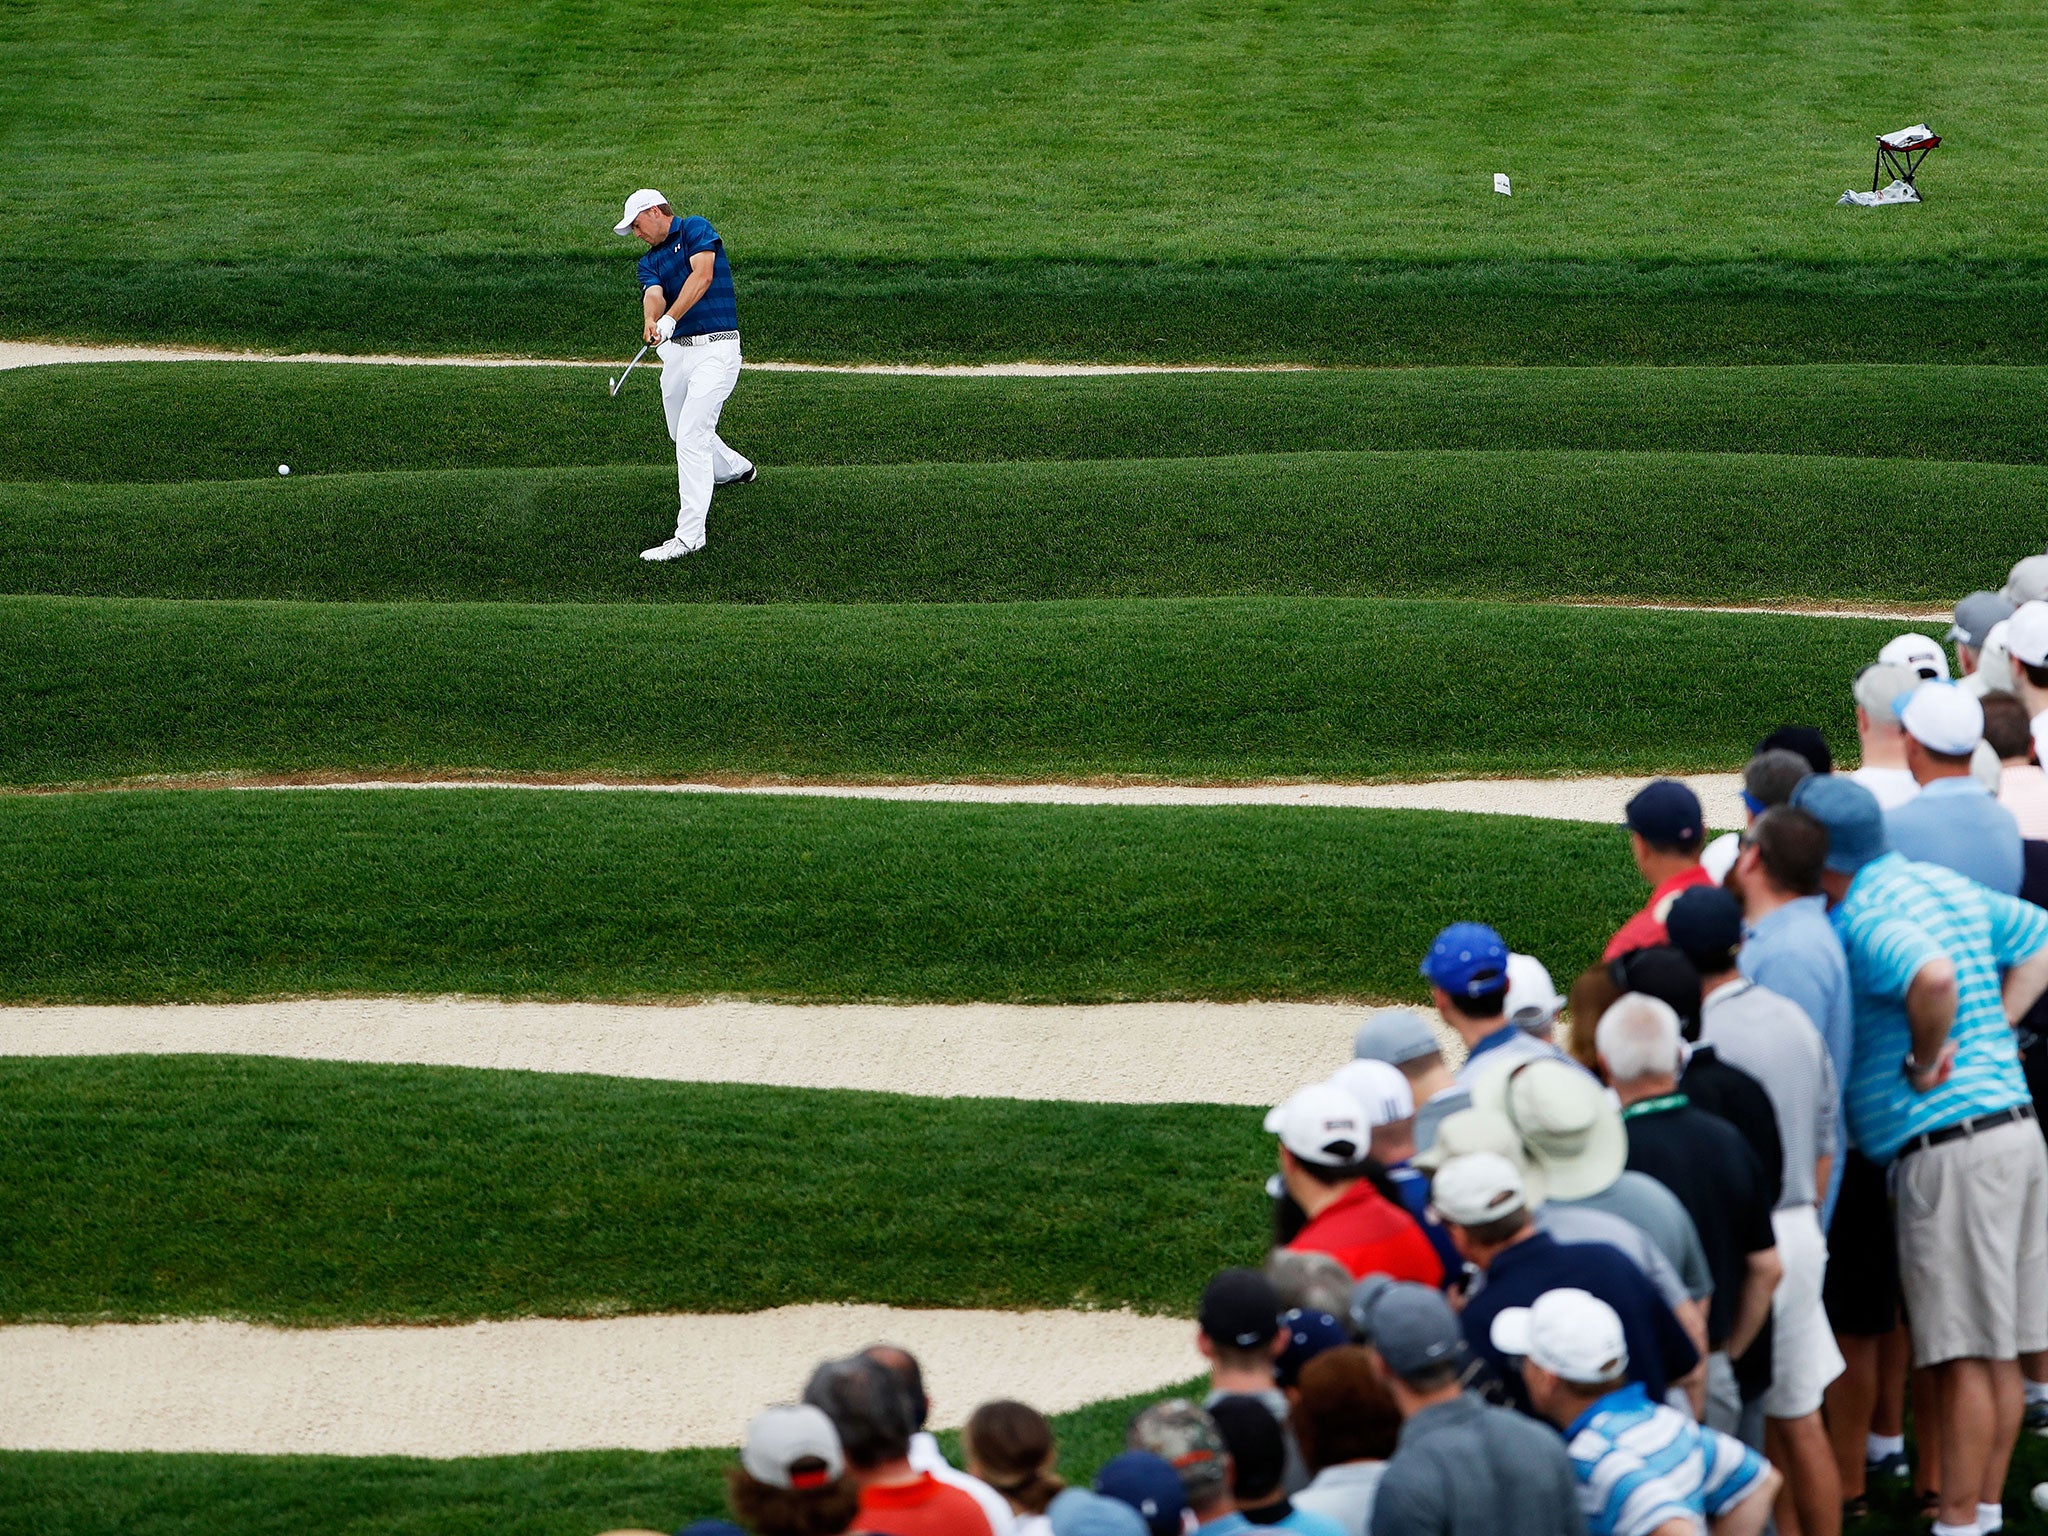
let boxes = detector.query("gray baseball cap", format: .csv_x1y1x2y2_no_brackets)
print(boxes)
2004,556,2048,607
1352,1279,1466,1381
1353,1008,1441,1067
1950,591,2015,650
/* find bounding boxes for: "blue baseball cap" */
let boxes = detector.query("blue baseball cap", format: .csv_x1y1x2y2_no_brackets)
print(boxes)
1420,922,1510,999
1624,779,1704,847
1790,773,1888,874
1276,1307,1350,1388
1049,1489,1149,1536
1095,1452,1189,1536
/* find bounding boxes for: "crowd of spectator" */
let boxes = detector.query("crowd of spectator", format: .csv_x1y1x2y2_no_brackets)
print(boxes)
607,569,2048,1536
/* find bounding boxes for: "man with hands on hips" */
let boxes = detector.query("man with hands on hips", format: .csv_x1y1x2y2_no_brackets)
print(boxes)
615,188,755,561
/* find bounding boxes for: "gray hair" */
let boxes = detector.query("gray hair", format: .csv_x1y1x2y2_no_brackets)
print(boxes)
1594,993,1683,1084
1265,1247,1359,1330
1742,748,1812,811
803,1355,919,1469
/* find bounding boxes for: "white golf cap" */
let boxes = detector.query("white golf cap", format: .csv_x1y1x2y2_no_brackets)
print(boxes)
1329,1058,1415,1128
1427,1150,1527,1227
1878,632,1950,682
2006,602,2048,669
614,188,669,236
1265,1081,1368,1166
2004,555,2048,608
1489,1288,1629,1385
1505,953,1563,1031
742,1404,845,1489
1895,679,1984,756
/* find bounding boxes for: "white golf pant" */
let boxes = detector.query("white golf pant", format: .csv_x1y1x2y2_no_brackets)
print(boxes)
656,336,750,548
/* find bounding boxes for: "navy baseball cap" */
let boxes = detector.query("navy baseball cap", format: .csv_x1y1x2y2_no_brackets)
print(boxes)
1625,780,1703,847
1791,774,1888,874
1275,1307,1350,1388
1755,725,1833,776
1664,886,1743,967
1095,1451,1189,1536
1420,922,1510,999
1198,1268,1282,1350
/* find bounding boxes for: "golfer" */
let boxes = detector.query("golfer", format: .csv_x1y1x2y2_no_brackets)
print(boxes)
615,188,755,561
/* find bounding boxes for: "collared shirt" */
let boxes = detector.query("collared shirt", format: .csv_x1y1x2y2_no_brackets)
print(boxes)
1531,1203,1691,1313
1371,1393,1587,1536
637,214,740,335
1604,866,1717,961
1849,764,1919,810
910,1431,1017,1536
1739,893,1853,1220
1556,1173,1714,1303
1885,776,2024,895
858,1472,998,1536
1700,978,1839,1208
1563,1383,1766,1536
1288,1465,1383,1536
1831,851,2048,1163
1999,763,2048,840
1455,1024,1562,1087
1288,1179,1445,1287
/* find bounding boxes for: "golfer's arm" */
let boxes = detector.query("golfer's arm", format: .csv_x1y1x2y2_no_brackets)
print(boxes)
643,286,666,327
664,253,715,321
1904,957,1958,1070
1726,1246,1781,1360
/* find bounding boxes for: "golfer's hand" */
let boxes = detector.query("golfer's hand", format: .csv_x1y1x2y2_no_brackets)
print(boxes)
652,314,676,344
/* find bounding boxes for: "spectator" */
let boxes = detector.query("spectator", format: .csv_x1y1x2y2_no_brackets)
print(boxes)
1199,1268,1307,1494
1605,781,1714,960
1848,663,1922,810
1980,690,2048,837
1211,1393,1346,1536
963,1402,1062,1536
1492,1290,1780,1536
1563,964,1623,1079
804,1356,996,1536
1506,954,1565,1041
1265,1249,1357,1326
1129,1400,1244,1536
1952,592,2016,692
1965,621,2020,702
1286,1346,1401,1536
1885,681,2023,894
1880,632,1950,682
1421,923,1562,1080
1333,1057,1460,1283
1791,773,2048,1536
1277,1309,1352,1393
1596,996,1782,1440
1756,725,1833,776
1668,886,1845,1536
868,1346,1015,1536
1468,1057,1715,1348
1429,1151,1699,1413
1354,1010,1469,1154
1742,748,1814,817
2002,601,2048,724
1354,1281,1587,1536
1267,1082,1443,1285
723,1405,865,1536
1094,1453,1187,1536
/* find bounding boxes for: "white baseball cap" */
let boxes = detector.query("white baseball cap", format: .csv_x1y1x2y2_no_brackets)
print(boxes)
742,1405,845,1489
1878,633,1950,682
614,188,670,236
1896,679,1984,755
1489,1288,1629,1386
2006,602,2048,669
1265,1081,1368,1166
1505,953,1563,1031
1329,1058,1415,1128
1427,1150,1527,1227
1409,1108,1550,1207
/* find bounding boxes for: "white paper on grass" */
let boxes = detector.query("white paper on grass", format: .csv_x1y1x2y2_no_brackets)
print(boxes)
1878,123,1936,150
1838,178,1922,207
1493,173,1512,196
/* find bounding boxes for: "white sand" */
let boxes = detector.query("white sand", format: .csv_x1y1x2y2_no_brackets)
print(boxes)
0,1306,1199,1456
0,996,1442,1102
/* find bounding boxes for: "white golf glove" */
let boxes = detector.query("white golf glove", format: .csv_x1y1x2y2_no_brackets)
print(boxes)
653,314,676,343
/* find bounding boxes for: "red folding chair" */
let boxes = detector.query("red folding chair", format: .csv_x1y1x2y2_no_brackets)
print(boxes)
1874,124,1939,194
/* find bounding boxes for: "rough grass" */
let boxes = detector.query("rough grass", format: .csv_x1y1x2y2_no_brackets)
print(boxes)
0,452,2032,607
0,1055,1274,1321
0,596,1891,786
0,790,1641,1004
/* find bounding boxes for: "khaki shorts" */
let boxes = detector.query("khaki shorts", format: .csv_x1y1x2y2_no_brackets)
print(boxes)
1895,1117,2048,1367
1766,1205,1846,1418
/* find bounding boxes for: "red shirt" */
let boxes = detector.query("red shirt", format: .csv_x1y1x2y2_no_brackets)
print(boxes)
1603,864,1716,961
1286,1179,1445,1286
857,1473,996,1536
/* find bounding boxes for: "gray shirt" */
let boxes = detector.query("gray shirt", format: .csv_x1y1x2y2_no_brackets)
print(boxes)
1294,1460,1386,1536
1371,1393,1587,1536
1556,1172,1713,1302
1699,977,1840,1209
1533,1204,1691,1312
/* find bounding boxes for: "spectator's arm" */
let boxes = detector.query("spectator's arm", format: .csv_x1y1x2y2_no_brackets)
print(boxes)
1903,956,1959,1092
1649,1521,1699,1536
1709,1467,1782,1536
2002,941,2048,1023
1726,1245,1781,1360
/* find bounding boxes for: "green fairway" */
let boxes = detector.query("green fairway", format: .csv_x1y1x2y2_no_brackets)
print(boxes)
0,790,1640,1004
0,1382,1199,1536
0,1055,1269,1321
0,596,1887,786
10,363,2048,486
0,451,2026,607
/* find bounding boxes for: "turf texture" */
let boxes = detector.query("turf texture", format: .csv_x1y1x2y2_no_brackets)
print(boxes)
0,790,1640,1004
0,452,2029,607
0,597,1891,786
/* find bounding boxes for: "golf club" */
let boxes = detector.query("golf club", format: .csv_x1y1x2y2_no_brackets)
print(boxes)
608,340,656,397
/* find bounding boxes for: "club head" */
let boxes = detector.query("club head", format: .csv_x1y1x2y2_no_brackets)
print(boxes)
608,376,621,396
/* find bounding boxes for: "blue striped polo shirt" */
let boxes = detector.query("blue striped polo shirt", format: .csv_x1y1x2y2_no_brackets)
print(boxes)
1830,851,2048,1163
636,215,739,335
1565,1383,1765,1536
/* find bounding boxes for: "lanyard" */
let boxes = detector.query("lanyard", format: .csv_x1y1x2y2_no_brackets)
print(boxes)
1621,1093,1690,1122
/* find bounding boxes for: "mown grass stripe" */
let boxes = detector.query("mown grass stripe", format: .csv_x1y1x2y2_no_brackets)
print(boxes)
7,364,2048,484
0,596,1890,787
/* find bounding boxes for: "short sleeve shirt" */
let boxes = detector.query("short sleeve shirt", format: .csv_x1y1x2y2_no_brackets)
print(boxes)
1604,866,1717,961
1565,1383,1766,1536
636,214,740,334
1832,851,2048,1163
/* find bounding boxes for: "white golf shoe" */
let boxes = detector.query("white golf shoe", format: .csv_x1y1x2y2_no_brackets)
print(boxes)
640,537,704,562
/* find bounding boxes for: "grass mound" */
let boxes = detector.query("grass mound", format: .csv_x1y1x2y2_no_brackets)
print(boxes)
0,596,1889,786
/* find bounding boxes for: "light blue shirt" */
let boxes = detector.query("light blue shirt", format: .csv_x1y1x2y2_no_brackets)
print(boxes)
1564,1383,1766,1536
1885,776,2023,895
1739,894,1852,1219
1831,851,2048,1163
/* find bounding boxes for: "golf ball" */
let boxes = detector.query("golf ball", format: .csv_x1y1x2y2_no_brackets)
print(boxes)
278,464,291,476
2034,1483,2048,1514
